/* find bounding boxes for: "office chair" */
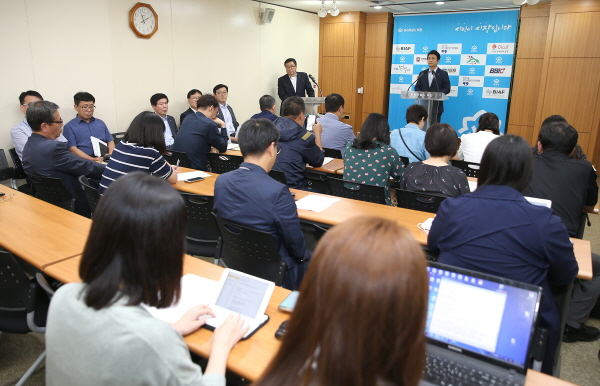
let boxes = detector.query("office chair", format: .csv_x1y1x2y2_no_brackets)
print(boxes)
299,220,329,253
323,148,342,159
0,250,53,386
395,189,447,213
327,177,386,204
0,149,14,186
400,156,410,167
207,153,243,174
163,150,193,169
268,169,287,185
450,159,480,178
7,148,34,195
213,213,286,286
180,193,221,258
78,175,101,216
29,176,76,212
305,170,332,194
111,132,126,145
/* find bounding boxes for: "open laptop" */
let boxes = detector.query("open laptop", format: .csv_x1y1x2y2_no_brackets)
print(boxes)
420,262,543,386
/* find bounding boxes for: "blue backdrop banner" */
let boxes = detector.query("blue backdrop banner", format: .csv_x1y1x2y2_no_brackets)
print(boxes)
388,10,519,136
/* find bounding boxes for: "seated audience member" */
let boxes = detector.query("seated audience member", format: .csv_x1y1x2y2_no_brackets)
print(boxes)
150,93,178,150
273,96,324,189
250,95,278,122
214,119,311,290
11,90,67,161
22,101,105,217
63,92,115,162
522,121,600,343
390,104,429,163
318,93,355,157
172,94,229,171
180,89,202,126
401,123,469,197
457,112,500,163
343,113,404,205
214,84,239,141
428,135,578,375
532,115,587,160
253,216,428,386
98,112,177,194
46,172,247,386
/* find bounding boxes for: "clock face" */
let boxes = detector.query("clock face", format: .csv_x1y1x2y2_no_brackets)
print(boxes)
133,6,156,36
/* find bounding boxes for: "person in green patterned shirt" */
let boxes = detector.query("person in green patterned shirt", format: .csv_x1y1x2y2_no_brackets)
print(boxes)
343,113,405,205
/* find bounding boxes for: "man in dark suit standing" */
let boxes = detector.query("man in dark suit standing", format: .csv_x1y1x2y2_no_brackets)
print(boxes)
22,101,105,217
277,58,315,103
150,93,178,150
414,50,451,125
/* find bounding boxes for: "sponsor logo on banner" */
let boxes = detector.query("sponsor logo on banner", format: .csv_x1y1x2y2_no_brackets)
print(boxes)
483,87,509,99
440,65,459,75
485,65,512,77
438,43,462,54
391,64,413,74
445,56,452,63
471,45,478,52
393,44,415,54
495,56,503,64
461,54,487,65
459,76,484,87
423,46,429,52
390,84,404,94
466,89,474,96
493,79,500,85
414,55,427,64
487,43,515,54
448,88,458,97
468,67,476,75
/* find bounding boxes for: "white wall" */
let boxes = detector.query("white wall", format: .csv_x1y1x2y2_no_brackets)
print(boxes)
0,0,320,165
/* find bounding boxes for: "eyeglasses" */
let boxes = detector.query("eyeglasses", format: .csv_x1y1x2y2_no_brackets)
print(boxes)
47,119,64,125
285,65,296,69
276,144,282,154
215,91,228,95
78,104,96,110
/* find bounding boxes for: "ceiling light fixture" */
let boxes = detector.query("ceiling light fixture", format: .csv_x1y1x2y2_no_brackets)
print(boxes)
513,0,538,5
435,1,444,4
318,1,340,18
374,5,383,9
318,1,328,17
330,1,340,17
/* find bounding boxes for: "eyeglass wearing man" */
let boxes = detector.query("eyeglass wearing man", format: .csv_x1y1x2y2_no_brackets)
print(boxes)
63,92,115,162
213,84,239,143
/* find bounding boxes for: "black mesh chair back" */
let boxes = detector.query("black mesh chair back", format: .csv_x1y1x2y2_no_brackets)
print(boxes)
30,175,76,212
305,170,332,194
111,132,126,145
164,150,193,168
0,250,52,385
7,148,35,195
299,220,329,253
207,153,244,174
180,193,221,257
451,159,480,178
395,189,447,213
79,175,101,216
0,149,14,182
327,177,386,204
400,156,410,167
268,169,287,185
213,214,286,286
323,148,342,159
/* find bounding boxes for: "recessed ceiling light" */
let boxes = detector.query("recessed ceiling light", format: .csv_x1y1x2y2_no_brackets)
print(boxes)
374,5,382,9
436,1,444,4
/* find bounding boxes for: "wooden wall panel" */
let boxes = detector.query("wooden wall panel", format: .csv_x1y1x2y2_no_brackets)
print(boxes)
515,16,548,59
322,23,355,56
550,12,600,58
365,22,389,58
540,58,600,133
507,124,535,146
579,132,592,156
363,57,388,117
320,56,355,112
508,58,543,140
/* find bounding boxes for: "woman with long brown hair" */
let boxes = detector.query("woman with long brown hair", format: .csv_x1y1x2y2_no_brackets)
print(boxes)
253,216,429,386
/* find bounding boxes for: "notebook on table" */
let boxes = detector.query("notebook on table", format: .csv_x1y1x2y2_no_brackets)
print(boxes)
145,269,274,340
420,262,543,386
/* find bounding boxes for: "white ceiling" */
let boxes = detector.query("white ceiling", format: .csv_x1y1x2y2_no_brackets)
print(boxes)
252,0,539,15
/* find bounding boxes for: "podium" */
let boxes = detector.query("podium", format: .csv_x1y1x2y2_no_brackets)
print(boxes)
400,90,448,128
301,97,326,115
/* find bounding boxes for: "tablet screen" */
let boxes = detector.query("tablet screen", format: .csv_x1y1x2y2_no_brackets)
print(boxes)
215,272,270,318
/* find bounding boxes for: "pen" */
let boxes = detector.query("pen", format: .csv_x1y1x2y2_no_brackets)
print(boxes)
176,159,180,172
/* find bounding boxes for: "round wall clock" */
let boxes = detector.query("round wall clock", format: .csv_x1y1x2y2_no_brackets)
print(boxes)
129,3,158,39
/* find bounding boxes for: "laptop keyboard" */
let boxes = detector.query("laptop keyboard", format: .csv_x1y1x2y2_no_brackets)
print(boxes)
423,353,522,386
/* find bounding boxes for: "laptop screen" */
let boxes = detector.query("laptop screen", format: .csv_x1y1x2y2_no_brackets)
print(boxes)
425,262,542,369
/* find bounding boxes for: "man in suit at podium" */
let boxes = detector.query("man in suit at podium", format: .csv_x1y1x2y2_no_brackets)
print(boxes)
277,58,315,103
414,50,451,125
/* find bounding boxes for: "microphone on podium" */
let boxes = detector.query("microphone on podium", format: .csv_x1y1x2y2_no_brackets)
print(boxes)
308,74,323,97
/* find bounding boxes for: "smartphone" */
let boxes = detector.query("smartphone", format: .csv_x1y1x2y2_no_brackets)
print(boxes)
275,320,288,340
278,291,299,312
184,177,204,183
306,114,317,131
0,192,5,197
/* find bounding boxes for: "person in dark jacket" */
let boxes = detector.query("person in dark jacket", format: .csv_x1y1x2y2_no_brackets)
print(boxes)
273,97,324,189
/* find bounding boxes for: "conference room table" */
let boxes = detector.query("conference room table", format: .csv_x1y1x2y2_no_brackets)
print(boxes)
174,168,593,280
41,252,578,386
223,147,345,174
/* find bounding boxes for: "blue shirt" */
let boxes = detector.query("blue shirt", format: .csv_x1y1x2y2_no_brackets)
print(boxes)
390,123,429,163
98,141,173,194
250,110,278,123
318,113,355,157
63,116,113,156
